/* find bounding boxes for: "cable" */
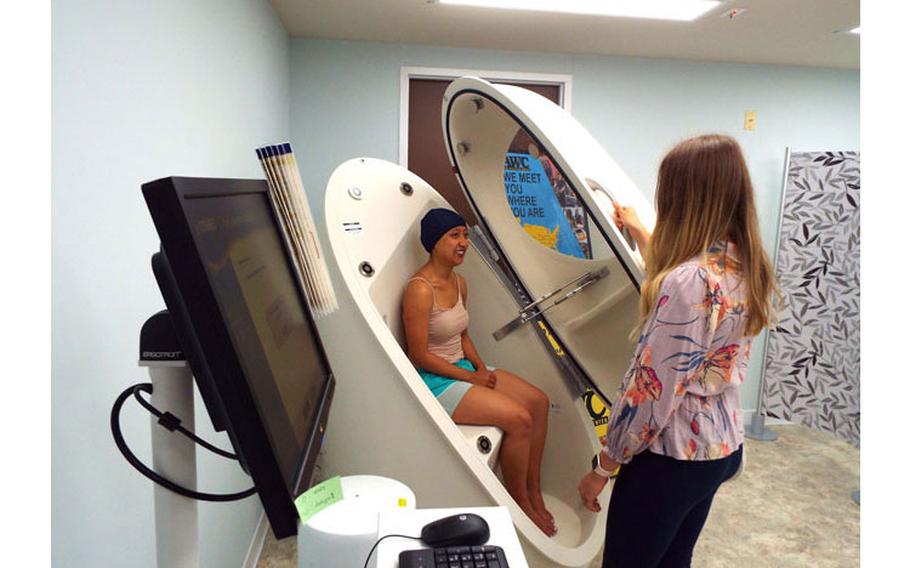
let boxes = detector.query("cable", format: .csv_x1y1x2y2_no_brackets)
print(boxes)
131,384,238,460
362,534,421,568
110,382,257,502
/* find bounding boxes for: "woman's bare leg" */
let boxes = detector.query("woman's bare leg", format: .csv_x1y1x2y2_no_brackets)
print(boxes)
452,385,555,536
490,370,554,530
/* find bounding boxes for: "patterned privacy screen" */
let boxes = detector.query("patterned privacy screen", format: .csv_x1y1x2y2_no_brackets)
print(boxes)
762,151,860,446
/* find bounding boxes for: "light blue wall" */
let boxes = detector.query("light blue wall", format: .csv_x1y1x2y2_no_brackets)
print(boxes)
52,1,289,566
52,16,860,564
289,38,859,414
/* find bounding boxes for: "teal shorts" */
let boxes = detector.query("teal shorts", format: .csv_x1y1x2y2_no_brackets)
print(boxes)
418,359,476,416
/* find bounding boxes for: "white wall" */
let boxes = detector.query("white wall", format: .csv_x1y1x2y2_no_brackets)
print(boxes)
289,38,859,414
52,1,289,566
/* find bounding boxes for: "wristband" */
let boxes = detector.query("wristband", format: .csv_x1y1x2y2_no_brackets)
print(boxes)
592,453,612,479
594,462,612,479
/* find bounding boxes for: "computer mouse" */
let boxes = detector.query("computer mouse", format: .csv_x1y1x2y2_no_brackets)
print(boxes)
420,513,490,547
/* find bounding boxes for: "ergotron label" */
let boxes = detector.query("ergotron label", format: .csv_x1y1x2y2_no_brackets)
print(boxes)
142,351,184,360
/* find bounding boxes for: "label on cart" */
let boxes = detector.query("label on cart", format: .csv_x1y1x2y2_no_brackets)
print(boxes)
295,475,344,524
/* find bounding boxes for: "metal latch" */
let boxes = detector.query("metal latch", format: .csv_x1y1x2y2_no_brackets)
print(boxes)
492,266,610,341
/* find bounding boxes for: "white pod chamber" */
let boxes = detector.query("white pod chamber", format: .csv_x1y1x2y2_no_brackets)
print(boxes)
322,77,655,567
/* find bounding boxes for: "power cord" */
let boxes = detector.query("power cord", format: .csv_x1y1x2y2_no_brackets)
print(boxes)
362,534,421,568
110,382,256,502
131,383,238,460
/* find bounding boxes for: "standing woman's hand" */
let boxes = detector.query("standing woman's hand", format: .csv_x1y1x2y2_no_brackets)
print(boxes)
612,203,650,250
578,471,609,512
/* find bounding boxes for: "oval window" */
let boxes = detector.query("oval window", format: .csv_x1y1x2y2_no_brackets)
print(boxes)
502,128,614,261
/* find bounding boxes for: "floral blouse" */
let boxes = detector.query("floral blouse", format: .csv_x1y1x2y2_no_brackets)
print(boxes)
602,241,751,463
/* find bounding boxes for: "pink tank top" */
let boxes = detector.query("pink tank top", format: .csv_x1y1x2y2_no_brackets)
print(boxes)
408,275,469,363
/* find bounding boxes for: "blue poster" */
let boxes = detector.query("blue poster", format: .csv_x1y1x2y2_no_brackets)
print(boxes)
503,152,587,259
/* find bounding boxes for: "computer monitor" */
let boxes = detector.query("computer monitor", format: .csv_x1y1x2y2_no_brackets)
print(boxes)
142,176,335,539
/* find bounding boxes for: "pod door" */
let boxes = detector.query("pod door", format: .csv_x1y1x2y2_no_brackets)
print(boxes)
443,77,655,403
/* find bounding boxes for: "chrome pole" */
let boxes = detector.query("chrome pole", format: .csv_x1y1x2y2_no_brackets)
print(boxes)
746,147,791,442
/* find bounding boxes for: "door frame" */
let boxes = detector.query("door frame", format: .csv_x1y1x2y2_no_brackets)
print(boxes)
399,66,573,168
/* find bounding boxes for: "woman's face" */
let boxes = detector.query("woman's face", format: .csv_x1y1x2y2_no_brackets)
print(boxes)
432,225,470,265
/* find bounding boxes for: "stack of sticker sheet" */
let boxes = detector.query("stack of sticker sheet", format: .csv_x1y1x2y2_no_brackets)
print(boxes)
256,143,338,317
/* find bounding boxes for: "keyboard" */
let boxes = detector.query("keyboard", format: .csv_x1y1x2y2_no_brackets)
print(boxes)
398,544,509,568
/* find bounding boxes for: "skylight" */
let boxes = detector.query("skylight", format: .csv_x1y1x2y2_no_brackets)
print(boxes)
435,0,723,22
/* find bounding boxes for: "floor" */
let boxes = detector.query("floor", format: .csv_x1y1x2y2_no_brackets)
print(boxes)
257,424,860,567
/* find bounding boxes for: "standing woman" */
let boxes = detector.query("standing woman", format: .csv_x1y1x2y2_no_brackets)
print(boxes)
403,208,557,536
578,134,778,567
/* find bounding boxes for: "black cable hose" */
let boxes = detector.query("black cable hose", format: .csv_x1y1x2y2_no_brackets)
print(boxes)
110,382,257,502
131,384,238,460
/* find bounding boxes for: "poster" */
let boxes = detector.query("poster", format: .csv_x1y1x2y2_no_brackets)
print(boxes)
503,149,591,259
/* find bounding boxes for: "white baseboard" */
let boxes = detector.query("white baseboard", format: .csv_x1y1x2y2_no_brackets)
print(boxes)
743,408,790,427
242,511,269,568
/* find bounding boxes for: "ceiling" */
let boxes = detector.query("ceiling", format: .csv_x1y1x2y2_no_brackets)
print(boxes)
270,0,859,69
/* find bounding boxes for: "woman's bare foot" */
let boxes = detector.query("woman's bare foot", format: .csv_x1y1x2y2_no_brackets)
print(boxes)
530,490,556,529
518,499,556,537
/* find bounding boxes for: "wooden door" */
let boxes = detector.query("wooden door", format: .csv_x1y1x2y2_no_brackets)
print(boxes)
407,78,562,225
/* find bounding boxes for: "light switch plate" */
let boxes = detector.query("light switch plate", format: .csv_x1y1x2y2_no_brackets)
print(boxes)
744,110,756,131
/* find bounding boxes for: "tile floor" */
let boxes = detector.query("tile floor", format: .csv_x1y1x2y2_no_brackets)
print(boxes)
257,424,860,567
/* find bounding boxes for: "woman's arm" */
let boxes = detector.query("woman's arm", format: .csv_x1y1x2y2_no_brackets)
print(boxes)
461,334,487,375
402,279,481,384
458,275,486,371
600,264,714,464
458,276,496,388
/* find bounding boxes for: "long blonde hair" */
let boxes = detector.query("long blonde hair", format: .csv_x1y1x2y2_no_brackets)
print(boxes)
640,134,779,337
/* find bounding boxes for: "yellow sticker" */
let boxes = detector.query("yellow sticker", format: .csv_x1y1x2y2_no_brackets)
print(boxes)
398,498,407,507
583,389,611,439
537,321,564,357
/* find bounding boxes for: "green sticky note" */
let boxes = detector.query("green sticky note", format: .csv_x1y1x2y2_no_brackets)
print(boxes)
294,476,344,525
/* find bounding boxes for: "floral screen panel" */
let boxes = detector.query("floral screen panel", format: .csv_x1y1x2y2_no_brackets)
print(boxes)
762,151,860,447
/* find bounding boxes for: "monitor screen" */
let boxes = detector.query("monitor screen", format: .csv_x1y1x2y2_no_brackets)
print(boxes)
143,176,334,539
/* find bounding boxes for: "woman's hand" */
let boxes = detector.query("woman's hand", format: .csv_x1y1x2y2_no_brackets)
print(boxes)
612,203,643,234
578,471,609,513
470,368,497,389
612,203,650,249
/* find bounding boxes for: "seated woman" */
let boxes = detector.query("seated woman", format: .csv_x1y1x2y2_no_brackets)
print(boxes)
402,208,556,537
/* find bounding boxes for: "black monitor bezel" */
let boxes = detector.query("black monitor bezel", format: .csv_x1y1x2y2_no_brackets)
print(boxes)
142,176,335,539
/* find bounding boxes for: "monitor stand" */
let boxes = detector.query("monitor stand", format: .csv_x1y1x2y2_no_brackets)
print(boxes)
138,356,199,568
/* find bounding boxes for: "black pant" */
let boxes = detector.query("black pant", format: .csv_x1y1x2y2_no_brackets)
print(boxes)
602,447,743,568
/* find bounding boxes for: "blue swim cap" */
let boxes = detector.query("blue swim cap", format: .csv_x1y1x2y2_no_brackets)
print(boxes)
420,208,467,252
